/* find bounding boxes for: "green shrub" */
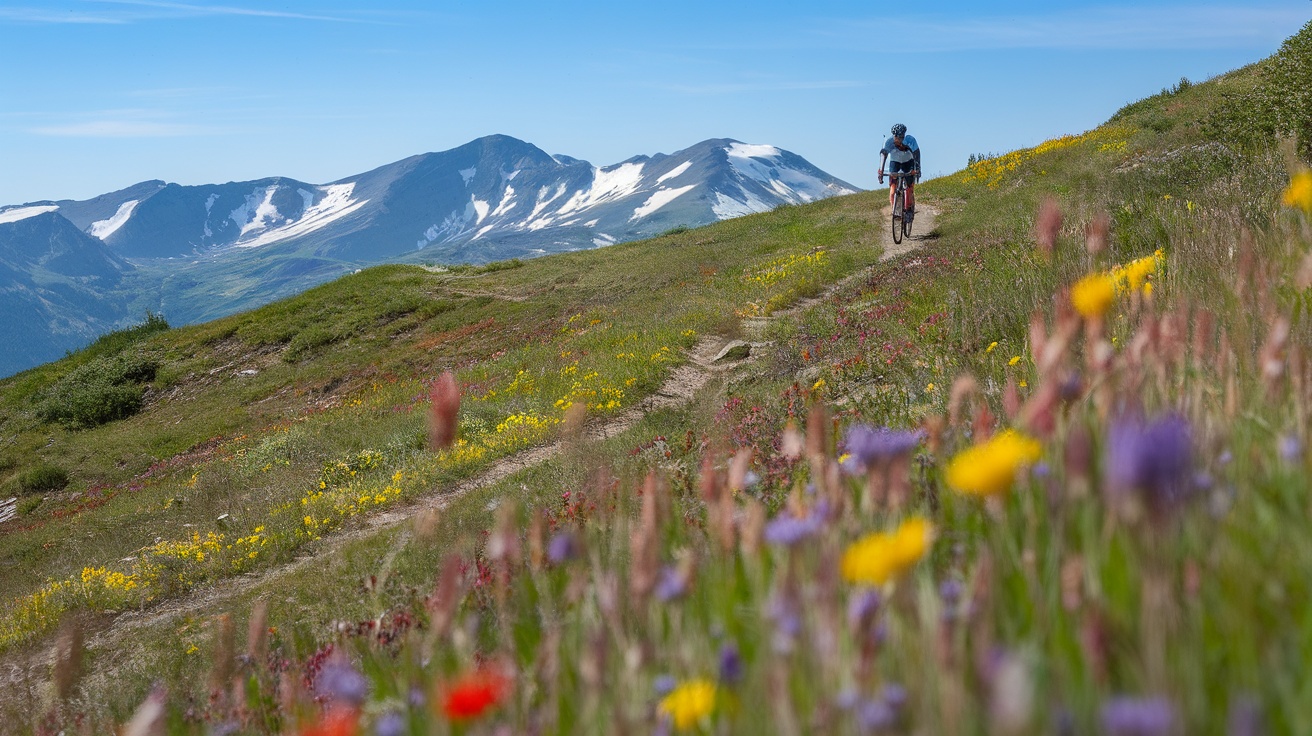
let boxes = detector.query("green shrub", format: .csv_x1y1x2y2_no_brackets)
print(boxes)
34,353,158,429
18,464,68,494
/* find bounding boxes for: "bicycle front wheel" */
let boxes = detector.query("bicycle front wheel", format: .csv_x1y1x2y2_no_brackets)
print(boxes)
892,190,904,244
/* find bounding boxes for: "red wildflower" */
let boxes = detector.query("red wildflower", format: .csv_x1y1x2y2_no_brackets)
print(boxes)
427,371,461,450
440,669,510,720
299,708,359,736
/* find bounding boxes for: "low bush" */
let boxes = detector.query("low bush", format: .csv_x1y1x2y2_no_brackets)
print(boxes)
18,464,67,494
34,354,158,429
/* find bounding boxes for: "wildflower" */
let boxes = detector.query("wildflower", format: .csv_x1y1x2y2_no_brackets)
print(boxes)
654,674,678,697
986,341,998,353
844,425,921,470
427,371,461,450
300,709,360,736
718,644,743,685
317,658,368,707
1101,696,1176,736
1278,434,1302,463
1071,273,1116,319
546,531,580,563
763,510,823,547
841,517,934,586
440,668,509,721
659,679,717,730
1008,355,1021,366
655,565,689,602
945,430,1042,498
375,712,406,736
1283,170,1312,214
1104,414,1195,519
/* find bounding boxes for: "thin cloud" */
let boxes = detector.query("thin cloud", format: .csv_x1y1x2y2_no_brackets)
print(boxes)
31,120,222,137
86,0,392,24
813,5,1311,52
0,8,125,23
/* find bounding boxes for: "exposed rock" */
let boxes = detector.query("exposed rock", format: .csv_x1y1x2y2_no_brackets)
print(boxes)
713,340,752,363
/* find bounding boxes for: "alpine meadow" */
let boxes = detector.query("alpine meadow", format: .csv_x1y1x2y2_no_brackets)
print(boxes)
3,19,1312,736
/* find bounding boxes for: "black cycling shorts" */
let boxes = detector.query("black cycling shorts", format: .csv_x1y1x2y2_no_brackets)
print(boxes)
888,159,917,183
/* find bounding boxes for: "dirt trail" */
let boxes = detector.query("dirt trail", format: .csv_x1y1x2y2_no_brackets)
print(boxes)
1,202,938,703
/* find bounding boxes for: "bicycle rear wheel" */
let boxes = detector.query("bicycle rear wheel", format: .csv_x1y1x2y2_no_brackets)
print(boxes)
891,189,904,244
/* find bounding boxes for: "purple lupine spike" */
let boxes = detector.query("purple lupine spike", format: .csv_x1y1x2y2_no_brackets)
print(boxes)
546,531,580,563
316,658,368,706
1105,413,1196,519
718,643,743,685
1101,696,1176,736
843,425,923,470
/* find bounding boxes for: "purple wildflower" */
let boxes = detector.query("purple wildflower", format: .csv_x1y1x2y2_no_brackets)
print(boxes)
653,674,677,697
856,698,897,732
844,425,922,470
316,658,368,706
1105,414,1196,518
1278,434,1302,463
764,511,823,546
655,566,687,602
879,683,908,711
1101,697,1176,736
767,589,802,653
546,531,580,563
718,644,743,685
375,712,406,736
848,590,884,646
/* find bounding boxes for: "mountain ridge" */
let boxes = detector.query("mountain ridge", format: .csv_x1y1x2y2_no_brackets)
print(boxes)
0,134,859,377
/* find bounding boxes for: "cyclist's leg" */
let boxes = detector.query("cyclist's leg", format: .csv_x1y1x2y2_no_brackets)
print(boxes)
906,180,916,212
889,179,896,208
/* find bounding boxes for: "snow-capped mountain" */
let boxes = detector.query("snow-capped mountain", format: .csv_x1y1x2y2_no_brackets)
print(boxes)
24,135,855,263
0,135,859,376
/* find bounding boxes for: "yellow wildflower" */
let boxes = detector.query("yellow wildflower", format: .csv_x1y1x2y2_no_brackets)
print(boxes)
1008,356,1021,366
986,341,998,353
1121,255,1157,291
841,517,934,586
945,430,1042,498
1284,170,1312,214
1070,273,1115,319
659,679,717,730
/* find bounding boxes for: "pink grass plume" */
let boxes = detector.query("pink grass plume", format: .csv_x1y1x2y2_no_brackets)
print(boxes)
427,371,461,450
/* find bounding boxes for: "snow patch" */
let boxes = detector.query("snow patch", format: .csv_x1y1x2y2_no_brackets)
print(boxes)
592,233,616,247
631,185,696,220
491,186,517,218
471,198,490,224
89,200,139,239
473,224,497,240
712,191,774,219
583,219,599,227
727,142,782,160
204,193,219,213
0,205,59,224
235,183,368,248
460,167,477,184
656,161,693,184
557,162,646,215
230,186,282,236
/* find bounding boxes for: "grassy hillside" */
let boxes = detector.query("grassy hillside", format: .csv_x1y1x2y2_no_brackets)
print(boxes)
3,21,1312,734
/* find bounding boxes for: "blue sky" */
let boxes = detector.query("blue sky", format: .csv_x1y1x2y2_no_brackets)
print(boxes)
1,1,1308,205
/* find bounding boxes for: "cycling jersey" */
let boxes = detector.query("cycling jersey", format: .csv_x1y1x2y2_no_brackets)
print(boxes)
881,135,919,169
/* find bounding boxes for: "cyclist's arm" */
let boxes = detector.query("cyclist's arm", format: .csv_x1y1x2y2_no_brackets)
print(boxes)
914,149,922,180
878,152,888,182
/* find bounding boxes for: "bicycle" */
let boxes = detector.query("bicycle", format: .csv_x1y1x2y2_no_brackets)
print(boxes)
887,170,917,244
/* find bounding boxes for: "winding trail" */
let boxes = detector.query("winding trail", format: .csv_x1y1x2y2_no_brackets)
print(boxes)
1,202,938,707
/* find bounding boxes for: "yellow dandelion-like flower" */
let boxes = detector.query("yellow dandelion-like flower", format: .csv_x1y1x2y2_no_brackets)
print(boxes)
659,679,717,730
945,430,1042,498
1284,170,1312,214
926,382,936,392
1007,355,1021,366
1070,273,1116,319
986,341,998,353
1122,255,1157,291
841,517,934,586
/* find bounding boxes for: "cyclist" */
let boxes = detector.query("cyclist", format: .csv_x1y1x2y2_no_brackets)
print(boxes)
877,123,921,222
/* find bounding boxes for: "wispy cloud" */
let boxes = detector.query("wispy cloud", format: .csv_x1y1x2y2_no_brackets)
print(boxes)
0,8,125,23
811,5,1311,52
654,80,868,96
30,117,223,138
0,0,395,25
86,0,380,23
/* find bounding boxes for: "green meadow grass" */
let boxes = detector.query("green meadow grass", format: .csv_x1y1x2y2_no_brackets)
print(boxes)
3,20,1312,734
